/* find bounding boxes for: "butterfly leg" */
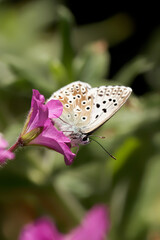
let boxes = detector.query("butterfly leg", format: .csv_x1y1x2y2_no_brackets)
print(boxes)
75,145,80,155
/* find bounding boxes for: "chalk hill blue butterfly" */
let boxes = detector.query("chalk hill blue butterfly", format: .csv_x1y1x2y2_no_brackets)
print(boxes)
48,81,132,148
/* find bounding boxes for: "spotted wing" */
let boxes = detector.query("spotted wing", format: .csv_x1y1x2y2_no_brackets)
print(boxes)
48,81,95,128
82,85,132,134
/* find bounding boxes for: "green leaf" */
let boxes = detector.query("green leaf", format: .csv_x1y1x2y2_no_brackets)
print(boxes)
73,41,110,84
57,5,75,81
114,56,153,85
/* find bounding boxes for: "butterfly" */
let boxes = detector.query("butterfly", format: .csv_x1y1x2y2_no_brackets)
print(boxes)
48,81,132,150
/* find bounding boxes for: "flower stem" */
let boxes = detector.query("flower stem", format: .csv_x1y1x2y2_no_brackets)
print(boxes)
8,141,19,153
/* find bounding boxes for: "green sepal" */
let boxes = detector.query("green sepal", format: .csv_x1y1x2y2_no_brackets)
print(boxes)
21,127,43,145
21,109,33,136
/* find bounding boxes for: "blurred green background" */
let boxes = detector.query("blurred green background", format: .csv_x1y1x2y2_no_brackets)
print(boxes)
0,0,160,239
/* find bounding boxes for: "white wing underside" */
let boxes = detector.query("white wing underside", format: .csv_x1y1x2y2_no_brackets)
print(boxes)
48,81,132,134
84,85,132,133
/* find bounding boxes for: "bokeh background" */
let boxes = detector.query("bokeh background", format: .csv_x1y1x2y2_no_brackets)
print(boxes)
0,0,160,239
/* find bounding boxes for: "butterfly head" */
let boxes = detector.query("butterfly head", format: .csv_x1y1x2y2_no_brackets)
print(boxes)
54,117,90,147
69,130,90,147
81,134,90,145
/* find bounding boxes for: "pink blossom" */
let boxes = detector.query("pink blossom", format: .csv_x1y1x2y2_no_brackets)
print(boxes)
19,205,110,240
0,134,15,165
19,89,75,165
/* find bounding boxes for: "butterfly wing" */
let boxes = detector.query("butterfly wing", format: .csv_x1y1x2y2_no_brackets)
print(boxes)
48,82,132,144
82,85,132,134
48,81,94,129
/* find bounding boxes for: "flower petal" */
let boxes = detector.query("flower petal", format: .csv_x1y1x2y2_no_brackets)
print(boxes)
19,206,110,240
66,205,110,240
27,90,48,132
20,89,74,165
0,150,15,165
0,134,8,148
31,89,45,106
46,99,63,118
29,119,75,165
0,134,15,165
19,217,63,240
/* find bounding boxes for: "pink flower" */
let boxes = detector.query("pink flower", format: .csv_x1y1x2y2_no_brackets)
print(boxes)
19,205,110,240
0,134,15,165
19,89,75,165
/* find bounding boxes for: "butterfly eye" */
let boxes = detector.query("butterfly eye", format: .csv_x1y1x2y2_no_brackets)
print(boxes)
82,136,88,142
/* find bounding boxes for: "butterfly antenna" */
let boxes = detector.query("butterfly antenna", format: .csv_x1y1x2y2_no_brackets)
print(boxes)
90,137,116,160
90,135,106,139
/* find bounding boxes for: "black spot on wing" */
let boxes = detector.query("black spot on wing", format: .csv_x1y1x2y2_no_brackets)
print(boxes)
96,103,100,108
